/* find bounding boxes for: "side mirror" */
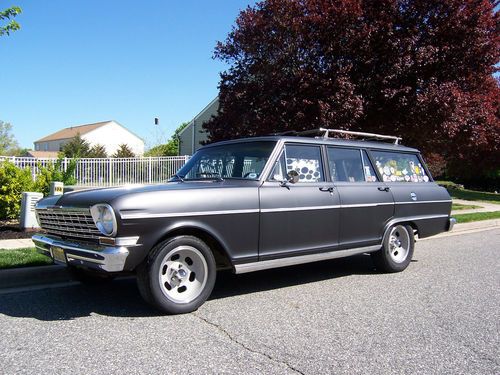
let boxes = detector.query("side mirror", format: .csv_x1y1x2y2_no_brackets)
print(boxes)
287,170,300,184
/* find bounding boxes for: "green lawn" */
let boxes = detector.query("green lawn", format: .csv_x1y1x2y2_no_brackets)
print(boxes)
452,203,481,211
453,211,500,223
447,188,500,204
0,248,53,270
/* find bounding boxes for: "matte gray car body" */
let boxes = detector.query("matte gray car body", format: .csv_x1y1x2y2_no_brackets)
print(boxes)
33,136,454,276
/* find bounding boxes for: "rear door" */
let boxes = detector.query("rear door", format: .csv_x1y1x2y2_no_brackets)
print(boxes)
326,147,394,247
369,150,452,220
259,143,340,259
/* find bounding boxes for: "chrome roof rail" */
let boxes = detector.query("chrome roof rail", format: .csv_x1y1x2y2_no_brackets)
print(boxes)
318,128,402,144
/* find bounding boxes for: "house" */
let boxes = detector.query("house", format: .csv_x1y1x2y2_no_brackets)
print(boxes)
34,120,144,156
25,150,60,158
178,97,218,155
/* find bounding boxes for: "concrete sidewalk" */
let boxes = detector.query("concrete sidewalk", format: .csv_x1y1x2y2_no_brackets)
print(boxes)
451,198,500,215
0,238,34,250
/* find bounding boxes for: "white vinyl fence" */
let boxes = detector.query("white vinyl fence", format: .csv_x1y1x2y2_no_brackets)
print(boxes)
0,156,190,187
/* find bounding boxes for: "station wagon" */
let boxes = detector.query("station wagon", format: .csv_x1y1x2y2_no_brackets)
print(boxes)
33,128,455,314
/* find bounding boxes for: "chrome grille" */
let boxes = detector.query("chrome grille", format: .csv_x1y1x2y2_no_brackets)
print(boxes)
36,208,101,240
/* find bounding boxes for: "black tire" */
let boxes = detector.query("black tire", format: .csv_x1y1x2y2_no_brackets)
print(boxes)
371,224,414,273
68,266,115,285
136,235,216,314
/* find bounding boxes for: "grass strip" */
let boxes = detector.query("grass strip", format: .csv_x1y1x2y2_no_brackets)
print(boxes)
447,188,500,204
0,248,53,270
453,211,500,223
452,203,481,211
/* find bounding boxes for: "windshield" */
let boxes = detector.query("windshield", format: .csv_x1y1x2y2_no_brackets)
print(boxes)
174,141,277,181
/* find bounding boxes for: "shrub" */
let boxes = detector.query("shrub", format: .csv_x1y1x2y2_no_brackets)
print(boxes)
34,158,77,196
0,161,34,220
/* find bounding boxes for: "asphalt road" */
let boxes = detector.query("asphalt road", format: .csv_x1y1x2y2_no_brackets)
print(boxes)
0,229,499,375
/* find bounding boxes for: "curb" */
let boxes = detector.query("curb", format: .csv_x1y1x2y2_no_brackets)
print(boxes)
454,218,500,231
0,265,72,291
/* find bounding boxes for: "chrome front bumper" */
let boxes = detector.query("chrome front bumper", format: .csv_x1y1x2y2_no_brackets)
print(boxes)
32,234,132,272
447,217,457,232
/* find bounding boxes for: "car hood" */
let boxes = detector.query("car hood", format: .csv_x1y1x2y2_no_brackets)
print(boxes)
36,180,259,209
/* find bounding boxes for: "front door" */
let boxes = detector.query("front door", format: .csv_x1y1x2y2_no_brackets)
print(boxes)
259,144,340,260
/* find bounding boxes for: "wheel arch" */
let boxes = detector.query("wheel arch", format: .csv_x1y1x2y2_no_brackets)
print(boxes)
156,222,234,270
382,219,418,243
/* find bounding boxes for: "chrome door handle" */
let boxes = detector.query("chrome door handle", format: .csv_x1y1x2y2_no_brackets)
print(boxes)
319,187,335,193
377,186,390,192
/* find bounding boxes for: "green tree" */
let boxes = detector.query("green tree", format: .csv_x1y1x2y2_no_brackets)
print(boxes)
0,121,20,156
145,121,189,156
61,134,91,158
0,121,19,155
112,144,135,158
0,6,21,37
207,0,499,186
88,144,108,158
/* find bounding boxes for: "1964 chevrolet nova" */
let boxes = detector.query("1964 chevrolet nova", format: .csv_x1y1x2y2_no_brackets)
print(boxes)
33,129,455,314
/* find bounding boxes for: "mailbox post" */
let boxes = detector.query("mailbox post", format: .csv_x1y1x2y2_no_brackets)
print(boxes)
50,181,64,196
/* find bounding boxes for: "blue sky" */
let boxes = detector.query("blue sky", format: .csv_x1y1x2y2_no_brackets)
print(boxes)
0,0,256,149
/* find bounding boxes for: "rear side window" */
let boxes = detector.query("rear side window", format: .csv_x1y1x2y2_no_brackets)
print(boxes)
270,144,324,183
327,148,378,182
371,151,430,183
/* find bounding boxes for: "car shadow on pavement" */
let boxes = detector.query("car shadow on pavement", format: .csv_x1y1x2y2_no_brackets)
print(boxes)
211,254,377,300
0,254,378,321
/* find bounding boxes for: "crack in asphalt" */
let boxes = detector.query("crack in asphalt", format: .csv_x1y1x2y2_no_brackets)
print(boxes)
193,313,305,375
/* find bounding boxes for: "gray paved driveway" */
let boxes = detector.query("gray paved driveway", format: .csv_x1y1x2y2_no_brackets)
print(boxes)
0,230,499,374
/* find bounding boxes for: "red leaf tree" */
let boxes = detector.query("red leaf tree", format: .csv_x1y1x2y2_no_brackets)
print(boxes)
205,0,499,182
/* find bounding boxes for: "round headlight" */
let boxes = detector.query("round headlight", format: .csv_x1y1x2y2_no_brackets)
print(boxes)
90,204,117,237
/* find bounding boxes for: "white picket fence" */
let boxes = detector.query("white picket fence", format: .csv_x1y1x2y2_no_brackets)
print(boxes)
0,156,190,187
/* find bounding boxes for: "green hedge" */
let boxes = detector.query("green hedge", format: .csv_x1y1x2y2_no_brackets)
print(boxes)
0,162,34,220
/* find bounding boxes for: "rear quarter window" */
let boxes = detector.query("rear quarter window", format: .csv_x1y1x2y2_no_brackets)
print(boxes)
371,151,430,183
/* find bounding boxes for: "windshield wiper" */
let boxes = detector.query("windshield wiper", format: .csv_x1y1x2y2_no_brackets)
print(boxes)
196,172,224,181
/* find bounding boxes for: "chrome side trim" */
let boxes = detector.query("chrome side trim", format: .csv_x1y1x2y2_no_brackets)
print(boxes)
234,245,381,274
340,202,394,208
262,202,394,213
120,200,449,220
395,200,452,205
120,209,260,220
261,205,341,213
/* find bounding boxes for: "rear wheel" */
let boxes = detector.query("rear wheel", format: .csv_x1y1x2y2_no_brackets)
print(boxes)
371,224,414,273
137,235,216,314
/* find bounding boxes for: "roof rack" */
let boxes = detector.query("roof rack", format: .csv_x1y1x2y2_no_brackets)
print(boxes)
318,128,402,144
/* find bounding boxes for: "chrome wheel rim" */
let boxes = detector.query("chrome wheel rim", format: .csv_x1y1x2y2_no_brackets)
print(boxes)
388,225,410,263
158,246,208,304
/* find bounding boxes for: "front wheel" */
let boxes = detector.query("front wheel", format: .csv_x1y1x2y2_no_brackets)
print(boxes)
371,224,414,273
136,235,216,314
